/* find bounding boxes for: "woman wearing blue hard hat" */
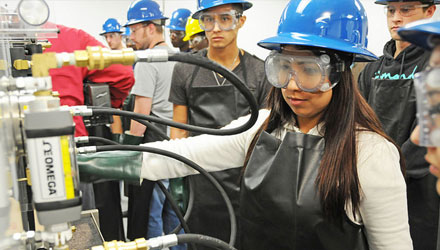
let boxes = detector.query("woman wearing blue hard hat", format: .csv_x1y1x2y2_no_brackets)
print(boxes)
166,8,192,52
136,0,412,249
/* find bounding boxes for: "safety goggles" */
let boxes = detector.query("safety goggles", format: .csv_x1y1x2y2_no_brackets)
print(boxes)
384,4,429,17
129,24,147,35
198,10,241,32
169,30,185,39
265,50,338,92
189,35,205,47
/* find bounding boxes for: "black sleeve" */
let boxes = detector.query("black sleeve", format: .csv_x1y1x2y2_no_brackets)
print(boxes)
357,66,370,101
169,62,189,106
401,119,430,178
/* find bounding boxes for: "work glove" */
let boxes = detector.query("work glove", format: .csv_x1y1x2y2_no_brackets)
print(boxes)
169,177,189,214
111,133,122,144
122,132,143,145
77,151,143,183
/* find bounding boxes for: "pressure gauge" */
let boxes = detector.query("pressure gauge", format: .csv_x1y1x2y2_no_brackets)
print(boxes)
17,0,50,26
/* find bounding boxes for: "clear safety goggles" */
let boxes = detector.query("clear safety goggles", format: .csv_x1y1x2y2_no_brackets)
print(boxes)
170,30,185,39
265,50,337,92
414,67,440,146
198,10,241,32
189,35,205,47
384,4,429,17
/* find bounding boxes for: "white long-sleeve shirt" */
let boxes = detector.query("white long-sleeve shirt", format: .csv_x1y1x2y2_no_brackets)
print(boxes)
140,109,412,250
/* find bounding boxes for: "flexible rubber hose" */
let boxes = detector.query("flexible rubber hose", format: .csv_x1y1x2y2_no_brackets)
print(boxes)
156,181,197,250
95,145,237,246
91,107,255,136
176,234,237,250
87,136,119,145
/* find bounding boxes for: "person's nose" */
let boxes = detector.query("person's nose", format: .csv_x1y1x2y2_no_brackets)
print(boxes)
391,9,403,23
212,20,221,32
284,75,301,92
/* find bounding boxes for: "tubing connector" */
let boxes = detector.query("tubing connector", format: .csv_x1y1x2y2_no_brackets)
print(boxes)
146,234,178,250
69,105,93,116
86,47,135,69
77,146,97,154
91,238,148,250
74,136,90,144
134,49,169,63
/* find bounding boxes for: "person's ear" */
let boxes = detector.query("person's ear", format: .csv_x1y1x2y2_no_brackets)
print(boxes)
425,5,436,18
146,23,155,35
238,15,246,29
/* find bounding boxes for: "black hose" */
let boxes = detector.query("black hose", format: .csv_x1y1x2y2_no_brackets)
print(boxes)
176,234,237,250
156,181,197,250
119,52,260,136
91,107,255,136
87,108,196,237
126,117,196,235
85,106,170,140
87,136,119,145
95,145,237,246
132,118,169,140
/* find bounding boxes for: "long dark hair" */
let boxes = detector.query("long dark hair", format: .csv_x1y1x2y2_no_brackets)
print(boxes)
243,50,405,222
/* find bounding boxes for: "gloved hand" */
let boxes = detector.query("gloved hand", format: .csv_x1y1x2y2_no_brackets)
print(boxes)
122,132,143,145
77,151,143,183
111,133,122,144
169,177,189,214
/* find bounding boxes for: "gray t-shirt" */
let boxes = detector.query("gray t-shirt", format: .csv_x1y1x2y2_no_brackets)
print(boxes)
131,45,175,120
169,49,271,109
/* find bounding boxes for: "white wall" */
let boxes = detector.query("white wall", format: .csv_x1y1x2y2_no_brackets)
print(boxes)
3,0,440,59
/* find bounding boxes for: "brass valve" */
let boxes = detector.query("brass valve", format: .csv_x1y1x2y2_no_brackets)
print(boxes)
31,52,58,77
91,238,148,250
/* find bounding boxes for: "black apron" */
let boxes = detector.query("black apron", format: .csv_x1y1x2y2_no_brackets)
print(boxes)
127,113,167,240
186,52,251,246
366,78,416,146
240,131,369,250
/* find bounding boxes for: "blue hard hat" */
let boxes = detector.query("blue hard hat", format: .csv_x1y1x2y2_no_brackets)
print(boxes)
100,18,123,35
192,0,253,19
375,0,440,5
398,20,440,50
258,0,377,62
125,0,168,27
166,8,191,31
124,27,131,36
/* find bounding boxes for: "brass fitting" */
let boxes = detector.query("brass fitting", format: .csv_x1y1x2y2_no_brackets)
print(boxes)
31,53,58,77
77,46,135,70
26,168,32,186
40,42,52,50
34,90,52,96
13,59,30,70
74,50,89,68
91,238,147,250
